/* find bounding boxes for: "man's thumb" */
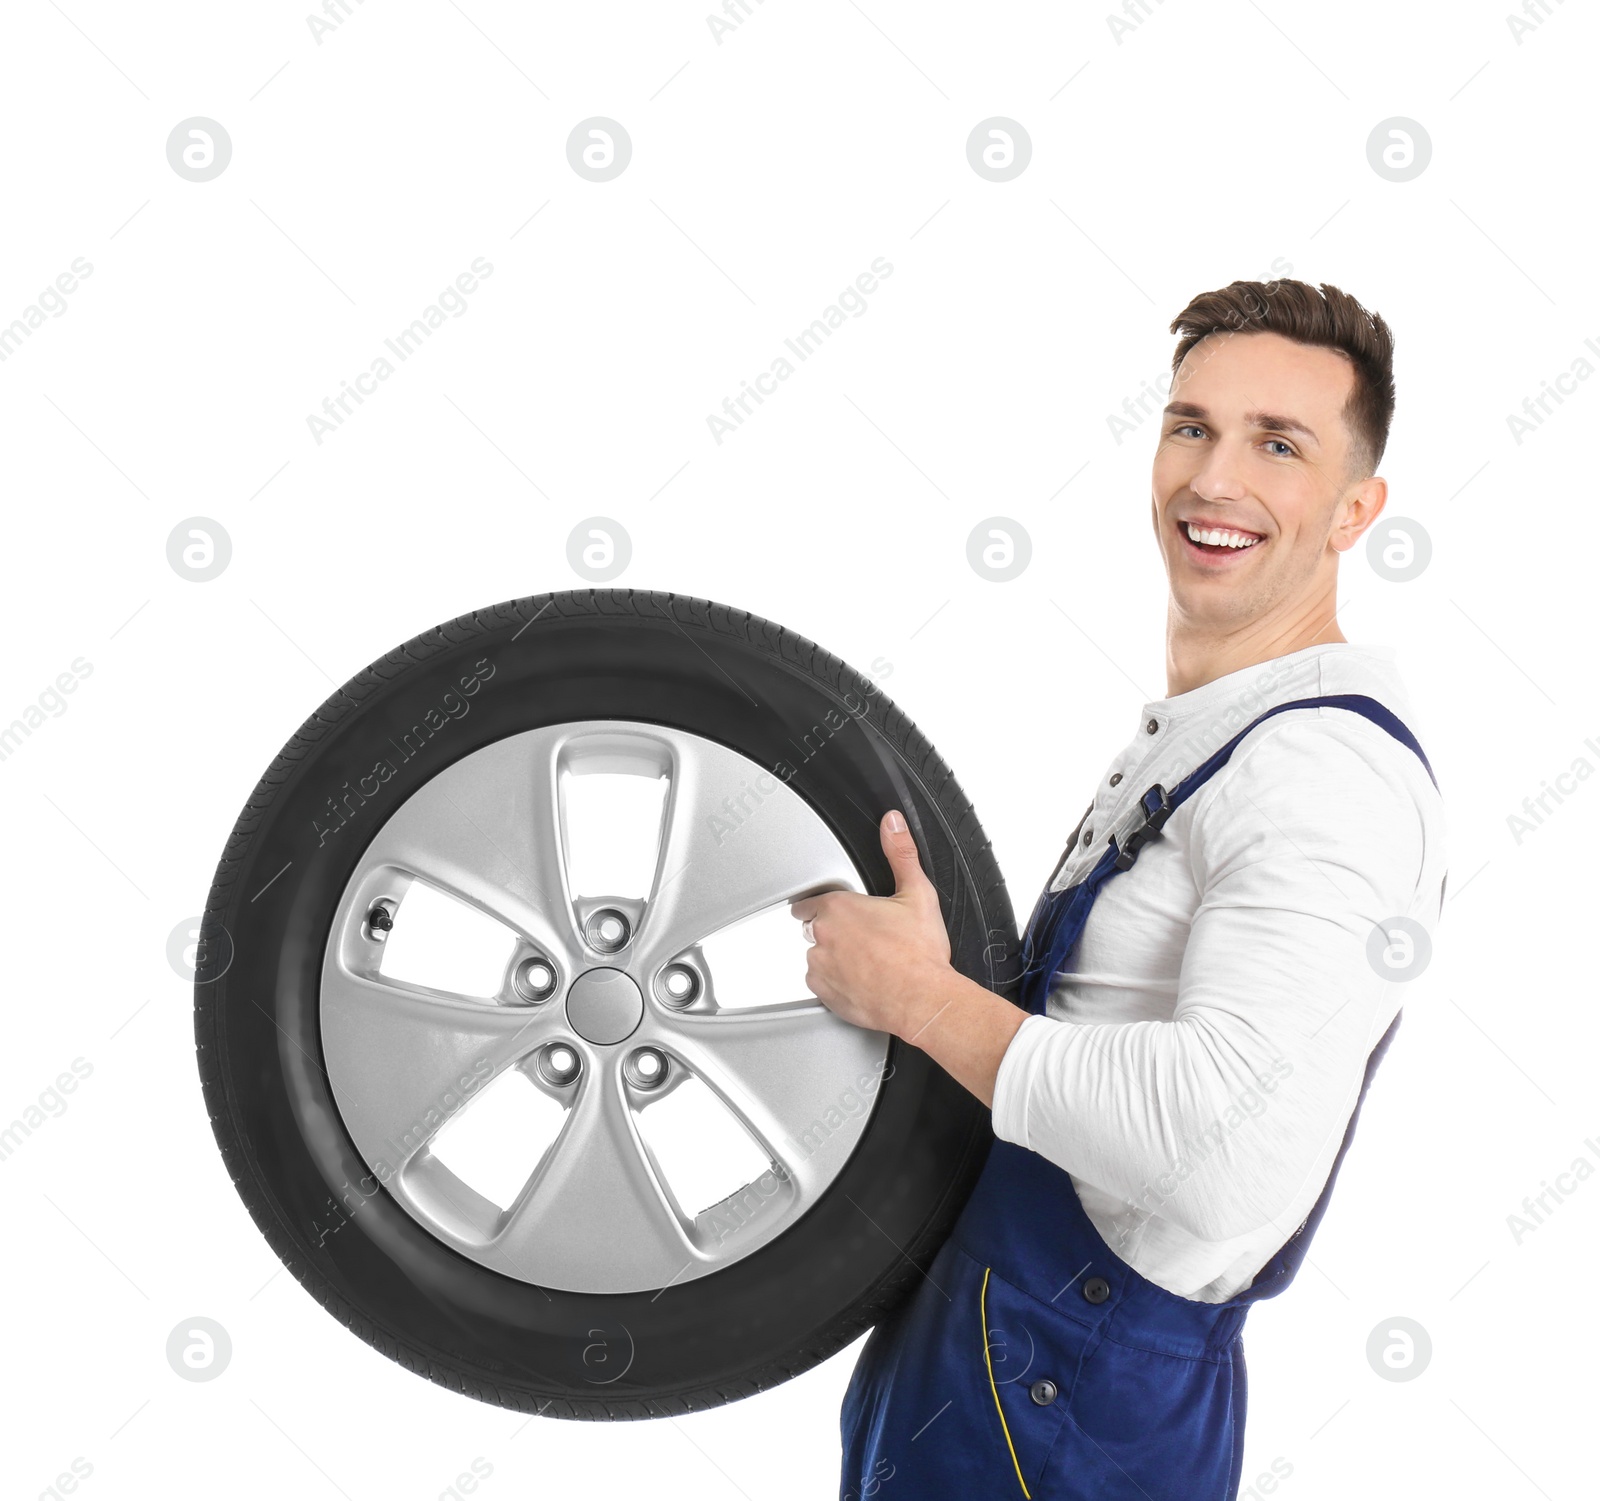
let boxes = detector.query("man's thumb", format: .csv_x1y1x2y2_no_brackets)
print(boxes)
881,810,931,898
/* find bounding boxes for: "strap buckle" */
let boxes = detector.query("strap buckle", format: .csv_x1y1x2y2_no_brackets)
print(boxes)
1112,783,1173,871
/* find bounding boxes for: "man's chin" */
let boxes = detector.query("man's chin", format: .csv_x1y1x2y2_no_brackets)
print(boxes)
1165,580,1260,629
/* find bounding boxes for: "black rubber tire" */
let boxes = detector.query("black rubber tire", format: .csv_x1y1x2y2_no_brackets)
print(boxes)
194,588,1018,1418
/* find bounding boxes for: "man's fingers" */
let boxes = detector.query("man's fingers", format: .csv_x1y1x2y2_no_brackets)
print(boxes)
792,888,858,924
880,810,933,901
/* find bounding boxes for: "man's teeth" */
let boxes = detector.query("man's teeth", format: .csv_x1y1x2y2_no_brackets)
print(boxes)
1185,523,1261,549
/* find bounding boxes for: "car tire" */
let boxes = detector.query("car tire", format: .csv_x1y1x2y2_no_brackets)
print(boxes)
195,588,1017,1418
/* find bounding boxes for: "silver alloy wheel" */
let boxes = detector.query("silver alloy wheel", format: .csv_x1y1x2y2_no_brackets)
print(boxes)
320,719,890,1295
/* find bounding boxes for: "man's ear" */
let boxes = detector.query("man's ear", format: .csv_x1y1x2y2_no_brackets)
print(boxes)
1331,474,1388,553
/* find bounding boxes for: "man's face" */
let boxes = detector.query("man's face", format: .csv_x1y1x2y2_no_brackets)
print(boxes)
1150,329,1377,634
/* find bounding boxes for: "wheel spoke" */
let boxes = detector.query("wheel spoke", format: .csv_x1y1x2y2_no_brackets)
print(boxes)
633,738,861,971
362,726,580,963
667,1003,890,1191
321,966,554,1170
493,1062,696,1290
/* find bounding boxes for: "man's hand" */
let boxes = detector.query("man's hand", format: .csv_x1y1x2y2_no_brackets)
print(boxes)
789,810,951,1041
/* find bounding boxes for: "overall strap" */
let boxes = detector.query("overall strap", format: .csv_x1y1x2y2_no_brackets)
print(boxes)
1127,694,1437,869
1017,694,1438,1013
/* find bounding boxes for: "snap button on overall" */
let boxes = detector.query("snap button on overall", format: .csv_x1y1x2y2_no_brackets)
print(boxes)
1082,1276,1111,1305
1029,1378,1058,1406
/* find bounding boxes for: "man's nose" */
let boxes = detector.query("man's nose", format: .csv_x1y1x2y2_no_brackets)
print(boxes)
1186,440,1251,502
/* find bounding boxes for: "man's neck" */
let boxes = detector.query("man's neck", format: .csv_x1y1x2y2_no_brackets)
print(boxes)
1165,599,1346,698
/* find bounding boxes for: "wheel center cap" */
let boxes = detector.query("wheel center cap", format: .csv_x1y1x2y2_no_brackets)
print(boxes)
565,967,644,1045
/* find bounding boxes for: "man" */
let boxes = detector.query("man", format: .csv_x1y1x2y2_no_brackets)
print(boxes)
793,278,1449,1500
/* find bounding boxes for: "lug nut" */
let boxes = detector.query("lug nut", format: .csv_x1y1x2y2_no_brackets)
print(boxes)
515,956,559,1003
585,908,631,954
625,1047,668,1090
657,964,700,1008
538,1043,582,1087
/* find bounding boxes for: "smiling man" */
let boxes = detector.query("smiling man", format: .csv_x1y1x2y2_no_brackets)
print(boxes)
799,279,1450,1500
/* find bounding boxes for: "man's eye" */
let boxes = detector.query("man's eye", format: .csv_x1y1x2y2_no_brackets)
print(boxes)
1174,424,1204,439
1264,438,1296,457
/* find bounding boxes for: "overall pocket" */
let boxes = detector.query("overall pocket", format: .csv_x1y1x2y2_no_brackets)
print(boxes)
1042,1318,1244,1501
976,1258,1093,1500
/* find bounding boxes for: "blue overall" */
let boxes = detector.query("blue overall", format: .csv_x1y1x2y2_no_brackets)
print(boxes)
841,695,1439,1501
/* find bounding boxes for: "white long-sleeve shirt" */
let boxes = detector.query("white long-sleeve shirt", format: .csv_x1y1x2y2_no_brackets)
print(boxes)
990,642,1449,1302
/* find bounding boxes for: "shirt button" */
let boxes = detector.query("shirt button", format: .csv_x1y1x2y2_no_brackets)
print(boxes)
1109,772,1122,786
1029,1378,1059,1406
1081,826,1093,846
1083,1276,1111,1305
1146,718,1159,735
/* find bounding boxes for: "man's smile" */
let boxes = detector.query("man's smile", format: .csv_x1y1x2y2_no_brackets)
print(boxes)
1174,514,1266,566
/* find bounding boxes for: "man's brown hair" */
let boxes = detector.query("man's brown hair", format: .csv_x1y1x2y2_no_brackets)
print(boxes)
1167,279,1396,481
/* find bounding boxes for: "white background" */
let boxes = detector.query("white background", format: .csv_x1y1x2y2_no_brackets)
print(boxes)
2,1,1596,1497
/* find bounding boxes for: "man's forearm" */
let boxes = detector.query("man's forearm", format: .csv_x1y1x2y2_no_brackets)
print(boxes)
893,967,1029,1110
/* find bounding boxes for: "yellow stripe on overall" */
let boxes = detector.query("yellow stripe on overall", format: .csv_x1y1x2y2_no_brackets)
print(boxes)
980,1266,1031,1498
